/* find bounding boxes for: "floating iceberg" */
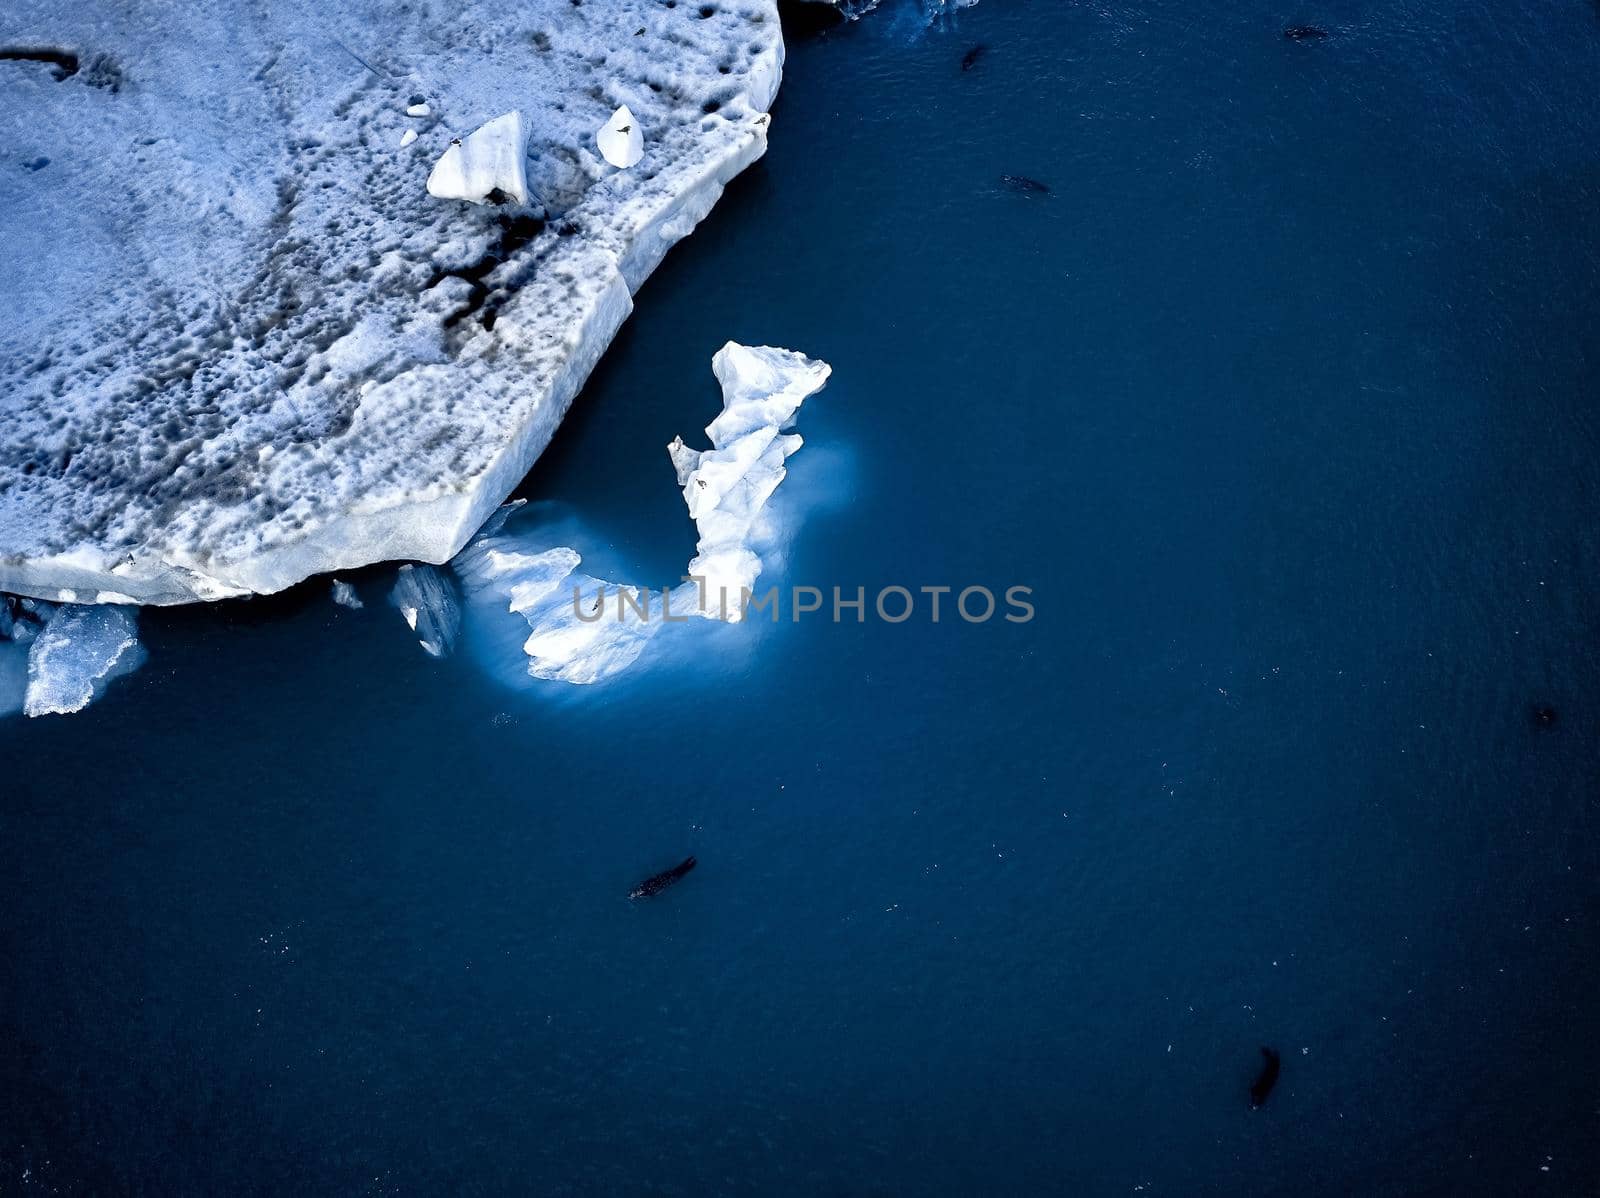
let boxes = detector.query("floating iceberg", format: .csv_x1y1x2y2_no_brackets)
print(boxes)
0,0,786,605
427,110,529,205
0,599,145,718
451,342,830,684
671,343,830,617
390,565,459,658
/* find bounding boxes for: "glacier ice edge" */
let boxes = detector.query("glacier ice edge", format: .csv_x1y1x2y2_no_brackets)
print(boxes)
0,0,786,606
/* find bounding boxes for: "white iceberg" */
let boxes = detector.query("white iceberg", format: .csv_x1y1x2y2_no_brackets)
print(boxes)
0,0,786,606
331,579,364,609
451,341,830,684
427,110,529,205
390,564,460,658
671,343,830,617
19,603,144,717
597,105,645,169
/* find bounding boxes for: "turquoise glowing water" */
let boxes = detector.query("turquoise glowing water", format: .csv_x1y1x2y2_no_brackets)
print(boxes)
4,1,1599,1190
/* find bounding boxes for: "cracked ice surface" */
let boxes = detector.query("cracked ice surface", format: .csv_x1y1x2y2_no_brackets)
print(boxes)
0,0,785,605
451,342,830,684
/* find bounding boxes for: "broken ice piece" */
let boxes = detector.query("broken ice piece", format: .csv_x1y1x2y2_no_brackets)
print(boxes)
23,604,144,717
597,105,644,169
406,102,431,117
331,579,363,609
390,564,460,657
427,110,528,205
400,129,418,148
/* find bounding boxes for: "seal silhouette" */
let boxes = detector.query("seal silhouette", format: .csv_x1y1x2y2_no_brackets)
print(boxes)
630,856,697,899
1249,1047,1281,1108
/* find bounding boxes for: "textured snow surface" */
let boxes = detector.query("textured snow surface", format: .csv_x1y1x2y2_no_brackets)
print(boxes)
0,597,144,717
450,342,830,684
0,0,784,605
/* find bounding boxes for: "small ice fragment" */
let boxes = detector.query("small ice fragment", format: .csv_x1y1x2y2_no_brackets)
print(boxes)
23,604,144,717
406,102,431,117
597,105,644,169
427,110,528,205
331,579,363,609
390,564,459,657
400,129,418,148
10,609,44,646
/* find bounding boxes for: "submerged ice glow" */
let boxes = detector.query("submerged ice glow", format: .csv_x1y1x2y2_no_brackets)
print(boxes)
0,598,144,718
449,342,831,683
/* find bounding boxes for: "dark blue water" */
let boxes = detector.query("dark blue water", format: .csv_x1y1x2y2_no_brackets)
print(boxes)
5,1,1598,1191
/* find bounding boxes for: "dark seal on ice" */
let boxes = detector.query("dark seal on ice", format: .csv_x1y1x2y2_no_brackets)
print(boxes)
630,856,697,899
1249,1046,1281,1108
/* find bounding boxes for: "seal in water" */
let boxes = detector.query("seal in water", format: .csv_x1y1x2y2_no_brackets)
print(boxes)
1249,1047,1281,1108
1532,703,1559,728
1284,25,1330,39
1001,174,1050,195
630,856,697,899
961,44,986,71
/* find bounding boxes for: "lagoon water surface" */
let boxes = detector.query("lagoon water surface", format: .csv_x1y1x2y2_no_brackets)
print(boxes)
4,0,1599,1192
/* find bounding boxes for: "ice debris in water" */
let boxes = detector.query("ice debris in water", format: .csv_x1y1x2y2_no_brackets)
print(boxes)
670,342,830,615
390,565,460,657
450,342,831,684
0,599,144,718
427,110,528,205
390,565,459,656
598,105,644,169
331,579,363,609
400,129,418,149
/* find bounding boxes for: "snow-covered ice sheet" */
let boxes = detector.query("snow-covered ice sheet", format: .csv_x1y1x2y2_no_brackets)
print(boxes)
450,342,830,684
0,0,785,605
